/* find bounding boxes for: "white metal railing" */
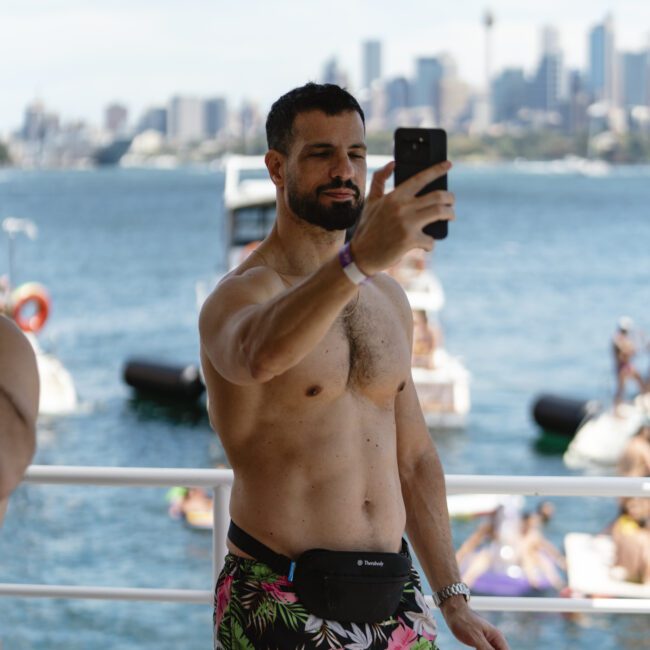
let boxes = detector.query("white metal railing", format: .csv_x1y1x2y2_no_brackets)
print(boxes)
0,466,648,616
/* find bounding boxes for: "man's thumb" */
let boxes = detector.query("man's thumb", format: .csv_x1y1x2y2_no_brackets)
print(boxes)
368,161,395,200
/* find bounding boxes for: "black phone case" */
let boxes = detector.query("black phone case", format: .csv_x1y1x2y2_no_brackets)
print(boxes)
394,128,448,240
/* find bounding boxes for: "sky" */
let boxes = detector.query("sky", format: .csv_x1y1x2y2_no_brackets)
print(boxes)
1,0,649,133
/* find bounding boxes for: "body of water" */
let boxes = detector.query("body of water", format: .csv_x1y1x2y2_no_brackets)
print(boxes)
0,164,648,649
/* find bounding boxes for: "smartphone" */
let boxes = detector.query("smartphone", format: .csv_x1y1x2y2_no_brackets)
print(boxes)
394,127,448,240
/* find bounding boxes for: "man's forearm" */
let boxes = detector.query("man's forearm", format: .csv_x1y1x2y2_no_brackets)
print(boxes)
400,448,460,591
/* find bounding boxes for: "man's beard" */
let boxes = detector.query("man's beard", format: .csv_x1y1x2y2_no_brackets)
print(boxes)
287,177,364,232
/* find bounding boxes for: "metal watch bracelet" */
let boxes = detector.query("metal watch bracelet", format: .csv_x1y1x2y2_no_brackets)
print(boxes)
432,581,471,607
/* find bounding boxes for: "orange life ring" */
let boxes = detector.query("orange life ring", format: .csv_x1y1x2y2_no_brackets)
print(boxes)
11,282,50,333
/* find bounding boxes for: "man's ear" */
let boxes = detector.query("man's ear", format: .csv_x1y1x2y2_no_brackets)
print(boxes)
265,150,286,188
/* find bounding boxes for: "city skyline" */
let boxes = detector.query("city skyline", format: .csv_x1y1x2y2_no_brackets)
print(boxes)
2,0,649,133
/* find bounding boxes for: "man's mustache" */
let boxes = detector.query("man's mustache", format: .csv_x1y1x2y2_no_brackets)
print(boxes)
316,178,361,200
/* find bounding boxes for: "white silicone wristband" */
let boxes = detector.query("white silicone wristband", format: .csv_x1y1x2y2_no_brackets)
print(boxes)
338,243,369,286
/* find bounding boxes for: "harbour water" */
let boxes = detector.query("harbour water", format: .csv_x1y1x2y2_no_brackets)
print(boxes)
0,164,649,648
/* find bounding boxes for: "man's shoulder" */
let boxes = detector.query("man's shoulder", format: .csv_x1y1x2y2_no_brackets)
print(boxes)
200,264,285,326
372,272,411,311
0,316,35,364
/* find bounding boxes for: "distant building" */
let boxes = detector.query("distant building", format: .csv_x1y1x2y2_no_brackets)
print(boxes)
413,57,445,110
589,14,618,106
621,50,650,107
167,96,204,144
438,77,470,130
21,100,59,141
362,40,382,90
322,57,349,88
104,103,128,134
386,77,411,113
566,69,590,134
413,55,458,125
137,107,167,135
204,97,228,138
530,26,567,112
492,68,527,123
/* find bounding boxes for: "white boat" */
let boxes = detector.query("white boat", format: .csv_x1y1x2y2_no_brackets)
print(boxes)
219,155,470,429
564,393,649,470
565,532,650,598
27,333,78,416
2,217,78,417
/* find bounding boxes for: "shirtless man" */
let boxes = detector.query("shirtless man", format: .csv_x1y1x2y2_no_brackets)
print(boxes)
612,317,645,405
0,315,39,525
200,83,507,650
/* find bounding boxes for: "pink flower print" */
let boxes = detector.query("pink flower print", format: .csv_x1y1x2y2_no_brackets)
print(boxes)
215,575,233,627
261,579,298,603
387,622,418,649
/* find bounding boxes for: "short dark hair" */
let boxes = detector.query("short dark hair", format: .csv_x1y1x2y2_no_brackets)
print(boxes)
266,82,365,154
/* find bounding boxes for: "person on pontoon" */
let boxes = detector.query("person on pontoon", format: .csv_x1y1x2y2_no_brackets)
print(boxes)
519,510,565,590
0,315,38,526
612,317,646,405
618,422,650,478
611,497,650,584
412,309,443,369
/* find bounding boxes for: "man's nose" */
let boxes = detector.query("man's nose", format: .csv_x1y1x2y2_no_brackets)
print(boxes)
329,152,354,180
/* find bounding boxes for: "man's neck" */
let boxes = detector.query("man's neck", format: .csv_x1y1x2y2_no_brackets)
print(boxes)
268,205,346,277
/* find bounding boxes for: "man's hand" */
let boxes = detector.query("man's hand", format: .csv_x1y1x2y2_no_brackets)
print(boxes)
442,599,509,650
350,160,455,276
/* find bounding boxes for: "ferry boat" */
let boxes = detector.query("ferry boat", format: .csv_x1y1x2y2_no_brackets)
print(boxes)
220,155,470,429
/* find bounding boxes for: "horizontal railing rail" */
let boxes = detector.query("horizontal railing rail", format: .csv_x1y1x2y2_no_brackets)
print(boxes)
0,466,647,616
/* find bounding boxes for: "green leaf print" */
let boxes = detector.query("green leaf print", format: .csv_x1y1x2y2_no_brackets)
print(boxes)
250,563,277,581
251,598,277,633
411,639,437,650
276,601,309,631
230,619,255,650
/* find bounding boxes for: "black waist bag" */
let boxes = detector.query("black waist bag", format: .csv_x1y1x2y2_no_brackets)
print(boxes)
228,521,412,623
293,546,411,623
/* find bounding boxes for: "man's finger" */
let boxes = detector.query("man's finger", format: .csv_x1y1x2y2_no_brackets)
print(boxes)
393,160,452,198
367,161,395,200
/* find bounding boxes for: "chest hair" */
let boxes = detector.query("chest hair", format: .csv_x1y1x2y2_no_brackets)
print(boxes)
341,300,384,387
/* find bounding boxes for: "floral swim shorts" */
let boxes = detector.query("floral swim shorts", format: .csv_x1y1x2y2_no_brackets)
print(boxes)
214,553,439,649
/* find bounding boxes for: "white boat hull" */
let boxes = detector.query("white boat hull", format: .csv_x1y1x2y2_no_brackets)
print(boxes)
412,350,471,429
564,394,648,469
27,334,78,416
565,532,650,598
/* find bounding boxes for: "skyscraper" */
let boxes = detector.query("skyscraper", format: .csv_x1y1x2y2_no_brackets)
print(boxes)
589,14,618,106
322,57,349,88
621,51,649,107
531,26,566,111
362,40,382,90
167,96,205,144
104,103,128,134
204,98,228,138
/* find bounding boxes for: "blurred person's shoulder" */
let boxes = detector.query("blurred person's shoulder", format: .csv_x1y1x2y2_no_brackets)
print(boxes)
0,315,39,425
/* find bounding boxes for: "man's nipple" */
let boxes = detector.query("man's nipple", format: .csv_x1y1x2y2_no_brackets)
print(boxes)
305,385,323,397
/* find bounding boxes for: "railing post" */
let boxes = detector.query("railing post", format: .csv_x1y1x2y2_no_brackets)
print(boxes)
212,483,231,591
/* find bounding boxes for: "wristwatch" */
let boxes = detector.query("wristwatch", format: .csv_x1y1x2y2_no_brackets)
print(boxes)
432,582,471,607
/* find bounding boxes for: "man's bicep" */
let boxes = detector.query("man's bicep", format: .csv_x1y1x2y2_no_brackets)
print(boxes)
198,276,268,385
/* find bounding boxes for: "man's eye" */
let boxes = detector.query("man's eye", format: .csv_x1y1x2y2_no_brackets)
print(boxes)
311,152,329,158
349,153,366,160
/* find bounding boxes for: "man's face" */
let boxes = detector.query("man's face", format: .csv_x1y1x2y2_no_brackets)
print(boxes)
284,110,367,232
